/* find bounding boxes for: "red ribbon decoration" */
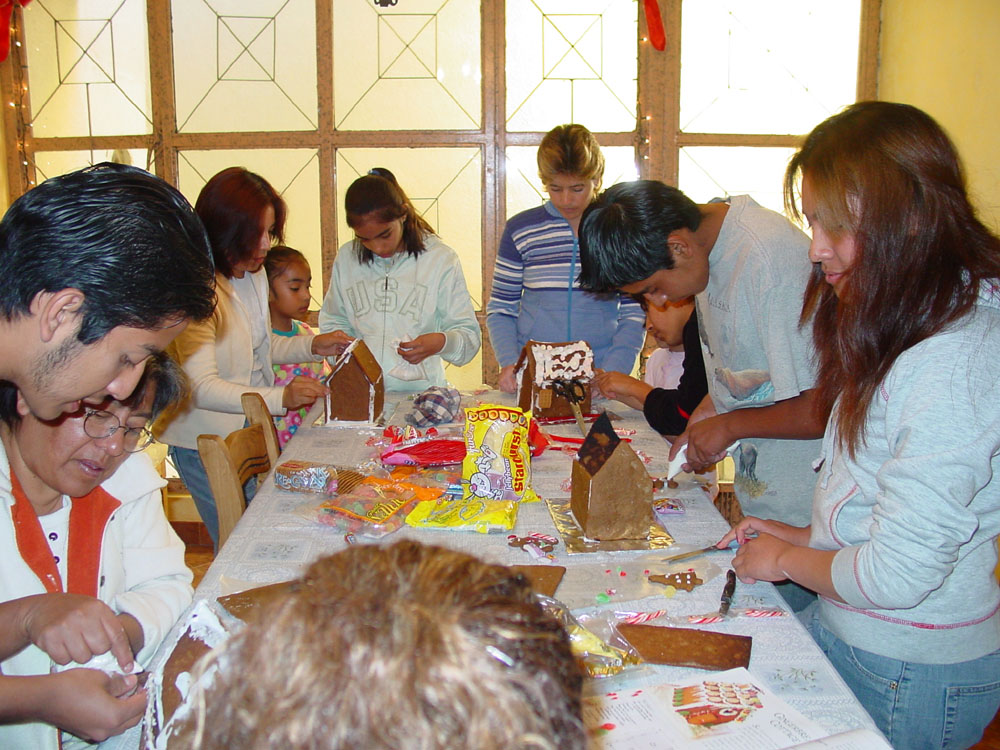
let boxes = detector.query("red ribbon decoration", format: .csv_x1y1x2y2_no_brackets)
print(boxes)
644,0,666,51
0,1,31,63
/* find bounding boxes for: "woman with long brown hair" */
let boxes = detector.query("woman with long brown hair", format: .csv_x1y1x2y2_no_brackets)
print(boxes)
720,101,1000,748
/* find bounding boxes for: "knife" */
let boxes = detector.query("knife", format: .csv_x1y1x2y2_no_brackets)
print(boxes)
719,569,737,617
659,544,724,564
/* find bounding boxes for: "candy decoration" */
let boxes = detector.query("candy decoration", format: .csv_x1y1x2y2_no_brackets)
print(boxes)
688,614,724,624
621,609,668,625
743,608,787,618
643,0,666,52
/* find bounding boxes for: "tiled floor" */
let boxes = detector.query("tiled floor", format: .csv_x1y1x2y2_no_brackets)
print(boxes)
183,543,214,589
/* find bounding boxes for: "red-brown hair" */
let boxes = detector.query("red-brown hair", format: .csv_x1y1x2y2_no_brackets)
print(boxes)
785,101,1000,456
195,167,286,278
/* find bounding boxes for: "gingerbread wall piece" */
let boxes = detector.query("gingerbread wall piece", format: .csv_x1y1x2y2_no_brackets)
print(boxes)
325,338,385,423
618,624,752,670
570,413,653,541
514,340,594,418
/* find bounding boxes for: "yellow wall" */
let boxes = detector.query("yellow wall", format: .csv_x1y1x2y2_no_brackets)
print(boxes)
880,0,1000,232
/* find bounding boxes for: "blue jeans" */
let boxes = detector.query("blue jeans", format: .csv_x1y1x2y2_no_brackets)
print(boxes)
805,608,1000,749
169,445,258,552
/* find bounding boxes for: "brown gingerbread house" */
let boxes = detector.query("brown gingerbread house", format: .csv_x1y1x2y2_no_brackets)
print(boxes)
325,339,385,423
571,413,653,540
515,340,594,419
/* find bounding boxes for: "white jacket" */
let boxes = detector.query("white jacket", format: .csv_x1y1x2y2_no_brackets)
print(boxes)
157,270,320,449
0,445,193,750
319,234,481,392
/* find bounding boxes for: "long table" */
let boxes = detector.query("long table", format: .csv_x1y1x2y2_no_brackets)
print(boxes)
104,392,881,748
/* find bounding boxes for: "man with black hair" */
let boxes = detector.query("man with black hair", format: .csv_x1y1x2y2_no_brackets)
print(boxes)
0,163,215,742
578,181,825,609
0,162,216,420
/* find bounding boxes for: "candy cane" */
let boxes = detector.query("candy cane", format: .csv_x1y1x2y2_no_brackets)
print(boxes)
688,614,723,624
742,608,786,618
622,610,668,625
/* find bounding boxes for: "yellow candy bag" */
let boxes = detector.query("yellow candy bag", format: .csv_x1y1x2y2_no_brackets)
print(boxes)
404,404,537,533
461,404,538,504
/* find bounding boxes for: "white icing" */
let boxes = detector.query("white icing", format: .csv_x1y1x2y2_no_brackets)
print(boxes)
530,341,594,386
143,600,232,750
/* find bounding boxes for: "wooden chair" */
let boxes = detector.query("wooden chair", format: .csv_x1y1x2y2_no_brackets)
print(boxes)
240,392,280,463
197,423,273,549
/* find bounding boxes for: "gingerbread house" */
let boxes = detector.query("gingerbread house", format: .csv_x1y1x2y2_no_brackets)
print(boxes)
514,340,594,419
570,413,653,540
325,338,385,423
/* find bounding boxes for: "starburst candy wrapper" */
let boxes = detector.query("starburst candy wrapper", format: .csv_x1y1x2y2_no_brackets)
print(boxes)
460,404,538,504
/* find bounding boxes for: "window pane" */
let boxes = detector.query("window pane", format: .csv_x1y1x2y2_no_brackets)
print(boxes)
505,145,638,219
334,148,483,389
172,0,318,133
177,149,322,297
678,146,795,215
506,0,637,132
31,149,155,184
680,0,860,135
333,0,481,130
23,0,152,137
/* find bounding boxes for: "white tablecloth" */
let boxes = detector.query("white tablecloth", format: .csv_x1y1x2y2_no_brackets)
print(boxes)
103,392,880,748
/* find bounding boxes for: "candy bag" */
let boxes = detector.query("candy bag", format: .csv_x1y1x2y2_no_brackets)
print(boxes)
301,478,444,538
404,494,520,534
460,404,538,503
274,460,338,494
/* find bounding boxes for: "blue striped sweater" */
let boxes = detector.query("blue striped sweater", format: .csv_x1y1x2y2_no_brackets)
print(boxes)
486,202,644,373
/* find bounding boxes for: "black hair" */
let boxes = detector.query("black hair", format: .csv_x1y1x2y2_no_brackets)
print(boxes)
0,162,216,343
578,180,702,292
345,167,434,264
264,245,308,286
0,350,187,429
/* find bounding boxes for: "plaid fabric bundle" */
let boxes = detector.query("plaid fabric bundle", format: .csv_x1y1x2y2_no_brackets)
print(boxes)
405,386,462,427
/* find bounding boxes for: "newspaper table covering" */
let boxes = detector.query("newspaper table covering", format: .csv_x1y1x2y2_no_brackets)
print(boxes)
101,392,882,749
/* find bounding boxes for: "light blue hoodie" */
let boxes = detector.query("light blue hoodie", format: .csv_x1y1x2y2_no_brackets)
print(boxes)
319,234,481,392
811,281,1000,663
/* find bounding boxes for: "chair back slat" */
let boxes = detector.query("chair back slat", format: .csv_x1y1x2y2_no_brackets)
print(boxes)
198,422,273,549
241,392,281,463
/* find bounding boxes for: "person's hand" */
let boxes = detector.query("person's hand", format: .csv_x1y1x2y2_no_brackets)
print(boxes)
398,333,445,364
282,376,329,410
731,532,795,585
675,413,734,471
594,370,652,410
498,365,518,393
38,669,146,742
21,593,134,671
311,330,355,357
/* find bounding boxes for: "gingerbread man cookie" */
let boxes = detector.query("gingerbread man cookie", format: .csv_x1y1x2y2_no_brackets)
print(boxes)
648,570,703,591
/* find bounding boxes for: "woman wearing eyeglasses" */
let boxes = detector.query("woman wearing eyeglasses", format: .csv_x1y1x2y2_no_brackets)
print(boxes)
0,355,192,749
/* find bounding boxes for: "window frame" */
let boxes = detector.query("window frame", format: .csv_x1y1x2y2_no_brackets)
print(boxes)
0,0,880,385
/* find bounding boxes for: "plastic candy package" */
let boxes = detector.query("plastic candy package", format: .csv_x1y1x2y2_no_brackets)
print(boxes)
460,404,538,503
404,495,519,534
389,466,463,497
536,596,640,678
299,477,444,538
274,460,338,494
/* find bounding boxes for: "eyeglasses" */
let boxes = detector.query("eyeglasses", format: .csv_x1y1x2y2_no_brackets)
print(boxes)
83,409,154,454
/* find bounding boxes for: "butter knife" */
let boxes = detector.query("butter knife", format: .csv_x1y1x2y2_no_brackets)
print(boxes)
719,569,737,617
659,544,722,564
